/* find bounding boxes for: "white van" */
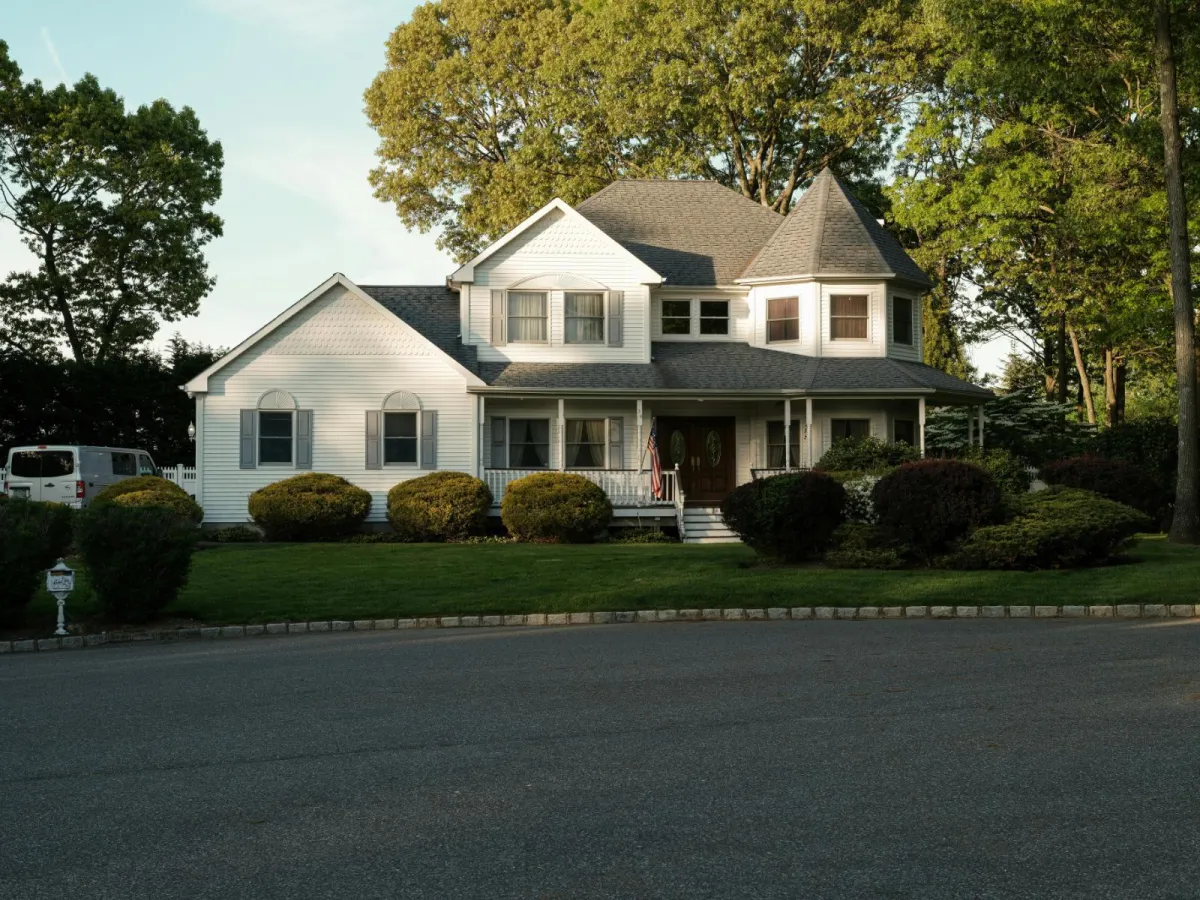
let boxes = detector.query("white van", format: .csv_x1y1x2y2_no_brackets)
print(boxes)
3,445,159,507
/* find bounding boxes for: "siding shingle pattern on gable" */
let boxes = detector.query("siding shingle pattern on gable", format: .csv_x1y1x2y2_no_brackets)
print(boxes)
359,285,478,372
576,180,784,286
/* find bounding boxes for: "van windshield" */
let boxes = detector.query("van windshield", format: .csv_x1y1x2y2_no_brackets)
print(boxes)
9,450,75,478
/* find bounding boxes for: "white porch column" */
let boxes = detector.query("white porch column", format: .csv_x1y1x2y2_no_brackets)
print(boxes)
918,396,926,458
805,397,814,468
784,398,792,469
557,398,566,471
636,399,644,473
194,393,205,515
477,394,486,476
978,404,985,450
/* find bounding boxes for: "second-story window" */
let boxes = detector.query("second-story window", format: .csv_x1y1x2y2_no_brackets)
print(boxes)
565,292,604,343
699,300,729,335
830,295,869,340
661,300,691,335
767,297,799,343
508,291,548,342
892,296,914,345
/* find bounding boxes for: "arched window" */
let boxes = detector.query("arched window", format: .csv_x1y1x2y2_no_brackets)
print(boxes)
256,390,298,465
366,392,427,468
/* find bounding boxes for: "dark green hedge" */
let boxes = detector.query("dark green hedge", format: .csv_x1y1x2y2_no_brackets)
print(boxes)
500,473,612,543
1040,455,1167,526
873,460,1004,560
248,473,372,541
0,499,73,626
721,471,845,562
816,436,918,474
388,471,492,541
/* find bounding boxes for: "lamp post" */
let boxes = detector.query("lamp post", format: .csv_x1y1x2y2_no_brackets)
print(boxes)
46,560,75,637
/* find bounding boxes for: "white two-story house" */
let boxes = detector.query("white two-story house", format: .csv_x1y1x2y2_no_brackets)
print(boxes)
184,169,990,540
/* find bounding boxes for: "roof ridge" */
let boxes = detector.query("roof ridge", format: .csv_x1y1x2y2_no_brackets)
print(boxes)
810,172,831,273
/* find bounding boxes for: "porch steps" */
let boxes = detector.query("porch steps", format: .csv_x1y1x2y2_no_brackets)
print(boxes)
682,507,741,544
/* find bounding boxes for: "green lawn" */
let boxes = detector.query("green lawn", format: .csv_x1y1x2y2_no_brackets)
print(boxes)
19,535,1200,631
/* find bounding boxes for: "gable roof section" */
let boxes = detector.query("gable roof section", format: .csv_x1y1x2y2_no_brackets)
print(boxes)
182,274,485,393
477,342,990,399
577,180,784,286
359,285,478,372
740,168,932,286
449,197,663,285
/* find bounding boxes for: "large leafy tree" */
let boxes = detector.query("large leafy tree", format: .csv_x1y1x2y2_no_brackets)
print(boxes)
0,42,223,363
366,0,933,260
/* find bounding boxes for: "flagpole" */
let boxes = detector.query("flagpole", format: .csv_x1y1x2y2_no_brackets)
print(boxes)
638,416,654,471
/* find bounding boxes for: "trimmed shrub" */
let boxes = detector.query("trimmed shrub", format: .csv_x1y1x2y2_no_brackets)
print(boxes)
950,487,1151,570
110,488,203,523
248,473,372,541
720,471,846,562
76,504,198,623
817,436,919,473
387,471,492,542
958,447,1033,494
0,500,73,626
93,475,190,504
824,523,905,569
1040,455,1167,524
872,460,1004,560
500,472,613,543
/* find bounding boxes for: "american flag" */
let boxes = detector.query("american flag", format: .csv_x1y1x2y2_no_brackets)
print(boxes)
648,418,664,500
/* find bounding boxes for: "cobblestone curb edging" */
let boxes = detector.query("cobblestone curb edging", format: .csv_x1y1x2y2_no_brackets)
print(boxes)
4,603,1197,654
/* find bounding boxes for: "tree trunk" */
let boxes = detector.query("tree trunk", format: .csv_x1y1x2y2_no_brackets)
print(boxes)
1115,358,1127,426
1068,325,1097,425
1157,1,1200,543
1055,312,1069,404
1104,347,1117,427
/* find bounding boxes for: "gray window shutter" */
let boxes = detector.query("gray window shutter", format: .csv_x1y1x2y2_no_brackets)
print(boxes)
239,410,256,469
365,410,381,470
607,290,624,346
491,290,506,346
490,417,506,468
608,417,624,469
296,410,313,469
420,410,437,470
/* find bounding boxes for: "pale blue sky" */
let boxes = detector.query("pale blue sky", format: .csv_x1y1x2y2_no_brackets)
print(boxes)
1,0,1009,375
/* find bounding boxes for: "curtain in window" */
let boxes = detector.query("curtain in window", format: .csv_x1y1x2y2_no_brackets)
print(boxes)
508,292,547,342
830,418,870,440
566,419,605,467
510,418,550,467
766,421,801,467
830,295,869,339
767,297,799,342
565,293,604,343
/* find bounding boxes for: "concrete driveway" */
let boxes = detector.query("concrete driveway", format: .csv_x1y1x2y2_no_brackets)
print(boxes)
2,619,1199,899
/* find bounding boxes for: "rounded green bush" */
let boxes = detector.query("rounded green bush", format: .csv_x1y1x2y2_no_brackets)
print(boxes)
76,504,198,623
817,436,919,474
93,475,189,504
1040,455,1166,525
951,487,1151,570
387,471,492,541
873,459,1004,560
0,499,73,626
248,473,372,541
500,472,612,543
110,488,203,523
958,447,1033,494
720,471,846,562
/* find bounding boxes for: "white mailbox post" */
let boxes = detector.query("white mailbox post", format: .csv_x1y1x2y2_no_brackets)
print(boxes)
46,560,75,637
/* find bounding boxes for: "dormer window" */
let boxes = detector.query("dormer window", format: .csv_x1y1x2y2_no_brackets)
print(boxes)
699,301,729,335
892,296,914,345
830,295,869,340
767,297,799,343
565,292,605,343
507,291,548,342
661,300,691,335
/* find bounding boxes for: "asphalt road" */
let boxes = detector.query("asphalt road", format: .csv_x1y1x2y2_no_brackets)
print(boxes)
2,619,1199,900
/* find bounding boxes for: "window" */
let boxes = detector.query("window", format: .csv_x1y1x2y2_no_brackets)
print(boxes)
830,295,869,340
565,292,605,343
9,450,75,478
767,297,799,342
892,296,913,345
111,452,137,476
894,420,916,446
507,291,547,342
509,419,551,468
830,418,870,442
383,412,418,464
699,300,729,335
661,299,691,335
138,455,157,476
767,421,801,468
566,419,606,468
259,411,294,464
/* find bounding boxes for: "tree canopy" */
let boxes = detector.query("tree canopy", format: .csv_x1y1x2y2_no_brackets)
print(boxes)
0,41,223,363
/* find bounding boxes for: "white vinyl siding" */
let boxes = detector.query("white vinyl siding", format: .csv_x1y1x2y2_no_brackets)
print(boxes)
818,283,886,358
651,290,749,342
200,286,474,524
886,288,923,362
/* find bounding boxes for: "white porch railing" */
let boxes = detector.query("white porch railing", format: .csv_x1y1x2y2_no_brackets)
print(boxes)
751,467,811,480
484,468,676,508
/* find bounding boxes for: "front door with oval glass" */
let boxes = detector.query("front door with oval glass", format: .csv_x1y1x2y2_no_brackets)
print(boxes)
658,417,736,506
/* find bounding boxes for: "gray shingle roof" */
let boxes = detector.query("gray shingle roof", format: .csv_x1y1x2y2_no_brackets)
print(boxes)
358,285,478,371
576,180,784,286
478,342,990,398
740,168,931,285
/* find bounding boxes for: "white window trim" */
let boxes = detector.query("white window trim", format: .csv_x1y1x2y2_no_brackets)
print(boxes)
829,294,871,342
659,297,733,339
766,296,801,344
505,417,553,469
258,409,296,468
564,417,611,470
507,290,550,344
382,410,421,468
563,291,606,345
